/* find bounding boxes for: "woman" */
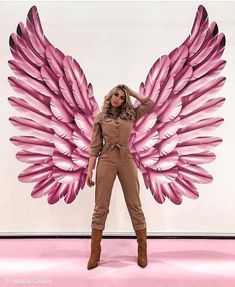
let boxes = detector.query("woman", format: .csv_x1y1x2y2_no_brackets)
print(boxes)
86,84,154,269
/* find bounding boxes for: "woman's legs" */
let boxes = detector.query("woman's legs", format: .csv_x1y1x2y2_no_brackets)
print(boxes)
88,149,147,268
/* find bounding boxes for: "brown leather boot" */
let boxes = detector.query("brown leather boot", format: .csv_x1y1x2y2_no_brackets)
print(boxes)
135,228,148,268
87,228,103,270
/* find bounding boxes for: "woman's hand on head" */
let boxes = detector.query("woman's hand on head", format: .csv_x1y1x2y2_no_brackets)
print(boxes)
122,85,137,98
86,170,95,187
121,84,132,95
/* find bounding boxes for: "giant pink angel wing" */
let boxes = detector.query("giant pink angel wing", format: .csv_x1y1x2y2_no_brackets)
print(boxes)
8,5,99,204
129,5,226,205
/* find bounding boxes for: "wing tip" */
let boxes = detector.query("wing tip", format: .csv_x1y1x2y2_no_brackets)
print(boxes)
27,5,38,21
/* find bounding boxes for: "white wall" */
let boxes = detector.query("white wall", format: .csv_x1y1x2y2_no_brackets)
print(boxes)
0,1,234,235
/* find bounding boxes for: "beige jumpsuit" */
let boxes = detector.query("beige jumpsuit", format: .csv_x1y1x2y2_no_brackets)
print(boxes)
89,97,154,231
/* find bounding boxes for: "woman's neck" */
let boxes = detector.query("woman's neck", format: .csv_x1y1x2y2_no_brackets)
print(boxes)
110,106,118,115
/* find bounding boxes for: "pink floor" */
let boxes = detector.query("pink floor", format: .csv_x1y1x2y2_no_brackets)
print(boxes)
0,238,234,287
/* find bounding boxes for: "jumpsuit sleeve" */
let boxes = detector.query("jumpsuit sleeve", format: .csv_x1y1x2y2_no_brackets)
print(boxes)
89,114,103,157
134,96,155,122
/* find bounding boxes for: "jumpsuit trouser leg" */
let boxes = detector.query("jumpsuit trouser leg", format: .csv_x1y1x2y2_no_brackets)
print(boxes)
91,152,118,230
91,147,146,231
117,155,147,231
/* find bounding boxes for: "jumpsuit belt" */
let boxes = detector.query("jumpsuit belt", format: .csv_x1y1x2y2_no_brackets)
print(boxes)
101,142,129,158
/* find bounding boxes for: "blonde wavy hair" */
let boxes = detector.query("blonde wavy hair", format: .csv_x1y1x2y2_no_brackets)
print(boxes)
99,84,136,122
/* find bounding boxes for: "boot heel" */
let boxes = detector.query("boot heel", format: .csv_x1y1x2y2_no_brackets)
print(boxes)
97,248,101,261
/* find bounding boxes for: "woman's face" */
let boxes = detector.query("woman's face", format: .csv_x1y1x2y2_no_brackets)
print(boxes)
110,88,126,107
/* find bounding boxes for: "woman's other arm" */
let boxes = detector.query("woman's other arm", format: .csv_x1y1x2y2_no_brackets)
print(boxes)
125,85,154,121
86,156,96,187
86,115,103,187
